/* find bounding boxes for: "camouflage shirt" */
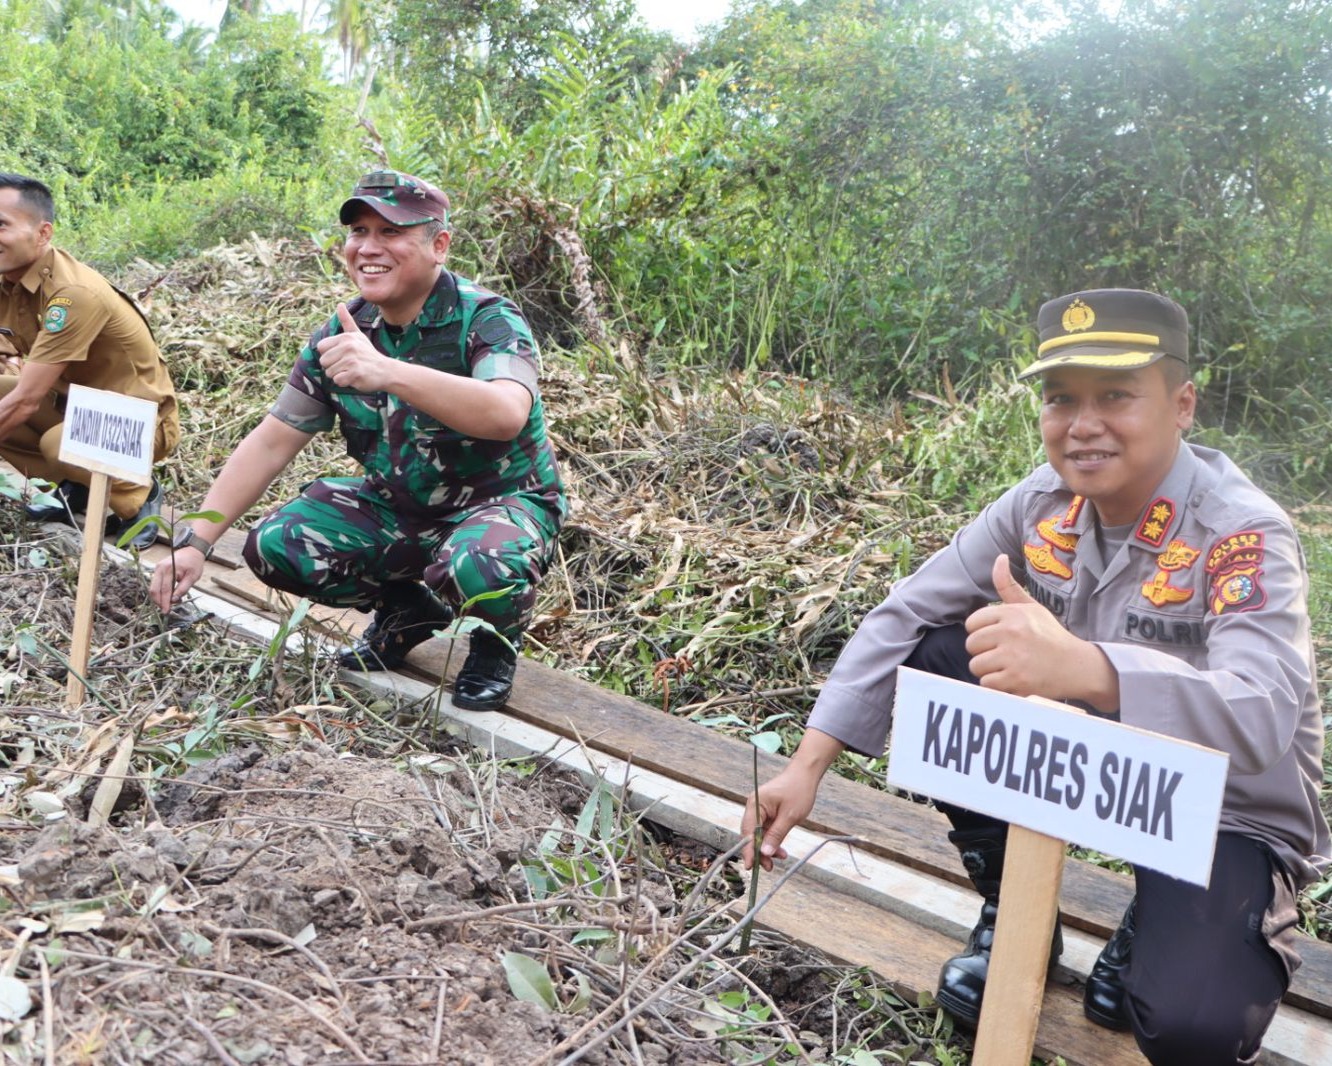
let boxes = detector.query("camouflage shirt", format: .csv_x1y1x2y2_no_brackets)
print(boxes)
270,270,565,519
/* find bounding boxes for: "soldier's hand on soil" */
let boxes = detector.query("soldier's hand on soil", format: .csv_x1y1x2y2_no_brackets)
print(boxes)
149,546,207,612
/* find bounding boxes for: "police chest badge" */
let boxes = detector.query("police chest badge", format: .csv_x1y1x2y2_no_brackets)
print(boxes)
1140,539,1199,607
1023,509,1082,581
1205,531,1266,614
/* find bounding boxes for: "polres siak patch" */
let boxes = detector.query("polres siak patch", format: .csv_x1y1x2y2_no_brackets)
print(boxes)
1205,530,1266,615
43,305,68,333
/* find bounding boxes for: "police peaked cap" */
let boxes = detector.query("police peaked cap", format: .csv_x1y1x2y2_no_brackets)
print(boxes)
1020,289,1189,379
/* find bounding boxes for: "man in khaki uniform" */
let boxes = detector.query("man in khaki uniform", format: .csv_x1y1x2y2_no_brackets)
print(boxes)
743,289,1329,1065
0,173,178,547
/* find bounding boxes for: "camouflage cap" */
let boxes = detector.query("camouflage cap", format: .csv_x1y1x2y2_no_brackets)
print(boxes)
1019,289,1188,380
339,169,450,227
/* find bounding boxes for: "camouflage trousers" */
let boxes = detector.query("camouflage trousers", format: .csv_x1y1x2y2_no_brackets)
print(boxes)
242,477,564,641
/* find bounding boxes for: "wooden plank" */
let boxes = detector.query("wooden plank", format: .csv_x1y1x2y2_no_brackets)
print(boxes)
741,870,1147,1066
112,580,1330,1066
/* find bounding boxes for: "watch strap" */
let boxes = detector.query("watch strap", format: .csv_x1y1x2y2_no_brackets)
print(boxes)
172,527,214,560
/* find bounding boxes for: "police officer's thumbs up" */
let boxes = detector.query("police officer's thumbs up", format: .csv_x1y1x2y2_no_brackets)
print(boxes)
966,553,1118,707
991,553,1036,605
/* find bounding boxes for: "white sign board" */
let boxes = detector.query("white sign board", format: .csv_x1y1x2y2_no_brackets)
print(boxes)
57,384,156,485
886,667,1230,886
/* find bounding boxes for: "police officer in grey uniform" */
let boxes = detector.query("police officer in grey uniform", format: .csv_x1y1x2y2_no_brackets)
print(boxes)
742,289,1330,1065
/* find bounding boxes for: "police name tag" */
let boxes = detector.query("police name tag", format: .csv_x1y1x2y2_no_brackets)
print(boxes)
57,384,156,485
887,667,1229,886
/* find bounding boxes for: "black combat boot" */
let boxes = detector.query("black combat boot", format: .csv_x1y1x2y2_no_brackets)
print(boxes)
24,479,89,525
936,827,1063,1028
452,629,518,712
1084,897,1135,1031
337,581,454,671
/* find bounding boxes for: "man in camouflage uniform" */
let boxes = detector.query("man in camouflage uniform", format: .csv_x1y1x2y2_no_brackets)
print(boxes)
150,170,565,712
0,173,177,548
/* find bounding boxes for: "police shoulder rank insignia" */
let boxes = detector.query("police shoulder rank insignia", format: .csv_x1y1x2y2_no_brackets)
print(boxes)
1061,495,1086,528
1140,540,1200,607
1205,530,1266,615
43,304,68,333
1135,497,1175,547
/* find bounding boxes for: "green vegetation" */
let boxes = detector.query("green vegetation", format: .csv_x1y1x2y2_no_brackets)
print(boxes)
5,0,1331,469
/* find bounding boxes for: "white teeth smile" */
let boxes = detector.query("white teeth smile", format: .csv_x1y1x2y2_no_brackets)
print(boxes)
361,265,390,274
1071,452,1113,461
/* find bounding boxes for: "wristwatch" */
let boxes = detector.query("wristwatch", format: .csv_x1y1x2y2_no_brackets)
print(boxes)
171,526,215,560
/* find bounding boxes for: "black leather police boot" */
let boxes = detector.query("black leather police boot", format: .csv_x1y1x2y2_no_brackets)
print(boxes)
1084,897,1135,1031
337,582,454,671
24,479,89,525
105,479,163,550
936,827,1063,1028
452,629,518,712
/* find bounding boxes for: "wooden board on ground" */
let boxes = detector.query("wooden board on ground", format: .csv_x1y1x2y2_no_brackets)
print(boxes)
740,870,1147,1066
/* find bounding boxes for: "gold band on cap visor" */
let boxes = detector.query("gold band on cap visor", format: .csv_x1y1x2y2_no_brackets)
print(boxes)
1037,330,1161,355
1018,348,1162,379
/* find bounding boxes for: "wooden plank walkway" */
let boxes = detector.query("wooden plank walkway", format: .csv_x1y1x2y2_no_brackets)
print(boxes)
64,520,1332,1063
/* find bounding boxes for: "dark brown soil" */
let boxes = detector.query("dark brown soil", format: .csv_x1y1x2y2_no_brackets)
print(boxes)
2,744,739,1064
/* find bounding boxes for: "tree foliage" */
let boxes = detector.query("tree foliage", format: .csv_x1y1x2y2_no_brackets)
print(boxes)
4,0,1332,482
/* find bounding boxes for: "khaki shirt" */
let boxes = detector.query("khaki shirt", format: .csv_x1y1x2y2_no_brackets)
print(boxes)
810,443,1331,885
0,247,179,450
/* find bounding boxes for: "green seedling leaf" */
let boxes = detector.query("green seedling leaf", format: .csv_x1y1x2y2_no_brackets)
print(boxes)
565,969,593,1014
570,928,613,946
25,547,47,569
115,513,170,550
501,951,557,1010
13,626,39,656
750,730,783,754
179,929,213,957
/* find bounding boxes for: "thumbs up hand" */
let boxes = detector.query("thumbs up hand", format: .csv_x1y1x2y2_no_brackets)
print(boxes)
315,302,392,391
964,554,1116,706
991,552,1037,606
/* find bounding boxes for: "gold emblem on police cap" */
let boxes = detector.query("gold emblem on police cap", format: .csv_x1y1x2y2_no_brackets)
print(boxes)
1061,298,1095,333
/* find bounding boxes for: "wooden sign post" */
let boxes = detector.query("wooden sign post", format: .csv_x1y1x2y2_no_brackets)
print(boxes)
55,384,157,708
887,667,1230,1065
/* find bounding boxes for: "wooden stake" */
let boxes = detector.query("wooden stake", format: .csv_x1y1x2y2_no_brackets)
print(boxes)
66,473,110,709
972,824,1067,1064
